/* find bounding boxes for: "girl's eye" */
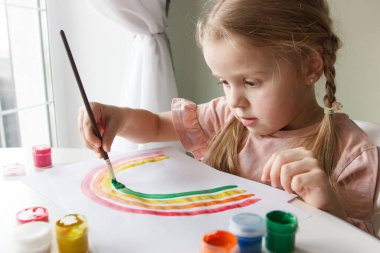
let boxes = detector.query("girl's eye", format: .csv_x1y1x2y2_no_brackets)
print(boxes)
244,79,260,87
217,80,229,86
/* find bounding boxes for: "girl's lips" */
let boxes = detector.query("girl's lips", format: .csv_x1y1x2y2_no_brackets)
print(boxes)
240,118,258,127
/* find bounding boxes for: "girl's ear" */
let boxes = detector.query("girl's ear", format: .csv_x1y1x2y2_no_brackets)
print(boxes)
304,50,324,85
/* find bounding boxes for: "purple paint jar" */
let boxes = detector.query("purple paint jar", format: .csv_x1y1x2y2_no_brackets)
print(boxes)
32,145,52,169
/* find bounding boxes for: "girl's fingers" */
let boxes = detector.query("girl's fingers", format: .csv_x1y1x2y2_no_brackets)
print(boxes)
279,158,318,193
261,148,302,183
261,147,312,187
83,114,102,148
262,147,334,211
96,148,103,158
101,121,118,152
78,107,95,150
99,107,122,152
78,105,102,152
290,169,334,211
78,102,120,158
290,169,326,196
261,153,276,182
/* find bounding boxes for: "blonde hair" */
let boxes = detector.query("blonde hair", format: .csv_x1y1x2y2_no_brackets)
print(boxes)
197,0,341,185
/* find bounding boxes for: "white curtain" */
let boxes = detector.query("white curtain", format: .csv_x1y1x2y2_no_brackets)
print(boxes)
88,0,178,151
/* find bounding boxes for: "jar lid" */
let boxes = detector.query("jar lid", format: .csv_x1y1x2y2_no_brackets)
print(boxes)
202,230,238,253
266,210,298,234
56,213,86,228
16,207,49,224
14,221,51,252
229,213,265,237
32,145,51,155
2,163,25,177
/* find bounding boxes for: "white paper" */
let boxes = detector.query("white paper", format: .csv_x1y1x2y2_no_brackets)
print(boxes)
23,146,309,253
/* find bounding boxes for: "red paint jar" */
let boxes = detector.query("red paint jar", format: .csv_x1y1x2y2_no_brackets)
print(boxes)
32,145,52,169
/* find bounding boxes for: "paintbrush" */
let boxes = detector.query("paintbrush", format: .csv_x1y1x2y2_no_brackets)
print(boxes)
60,30,125,189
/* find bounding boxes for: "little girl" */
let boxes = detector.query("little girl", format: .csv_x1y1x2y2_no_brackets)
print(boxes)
79,0,379,236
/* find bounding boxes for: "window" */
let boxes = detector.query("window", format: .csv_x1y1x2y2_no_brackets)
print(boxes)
0,0,55,148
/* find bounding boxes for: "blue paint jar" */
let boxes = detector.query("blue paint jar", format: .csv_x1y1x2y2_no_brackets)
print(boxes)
229,213,265,253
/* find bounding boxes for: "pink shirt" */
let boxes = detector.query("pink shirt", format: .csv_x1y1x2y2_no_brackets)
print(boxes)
172,97,379,236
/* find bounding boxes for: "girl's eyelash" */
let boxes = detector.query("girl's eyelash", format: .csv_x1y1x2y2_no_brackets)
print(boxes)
216,79,260,86
245,81,257,86
244,79,261,87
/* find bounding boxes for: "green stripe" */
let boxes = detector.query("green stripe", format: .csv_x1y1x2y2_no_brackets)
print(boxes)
113,184,238,199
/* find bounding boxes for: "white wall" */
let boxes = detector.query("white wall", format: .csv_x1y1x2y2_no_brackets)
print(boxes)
167,0,224,104
328,0,380,123
46,0,132,147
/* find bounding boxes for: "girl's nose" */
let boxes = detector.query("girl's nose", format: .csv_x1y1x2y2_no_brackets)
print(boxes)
228,87,248,109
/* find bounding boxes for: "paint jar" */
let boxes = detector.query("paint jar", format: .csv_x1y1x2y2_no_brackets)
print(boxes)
201,230,239,253
55,214,89,253
2,163,25,178
16,207,49,224
265,210,298,253
14,221,52,253
229,213,265,253
32,145,52,169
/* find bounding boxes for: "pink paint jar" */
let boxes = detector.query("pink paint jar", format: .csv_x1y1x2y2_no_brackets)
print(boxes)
32,145,52,169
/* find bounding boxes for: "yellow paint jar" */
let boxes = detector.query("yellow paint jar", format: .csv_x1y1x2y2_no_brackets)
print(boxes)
55,214,89,253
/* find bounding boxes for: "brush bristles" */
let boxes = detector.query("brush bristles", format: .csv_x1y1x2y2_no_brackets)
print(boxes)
104,159,116,179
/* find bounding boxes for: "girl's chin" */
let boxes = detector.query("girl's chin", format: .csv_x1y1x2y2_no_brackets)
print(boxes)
245,126,275,136
245,126,260,133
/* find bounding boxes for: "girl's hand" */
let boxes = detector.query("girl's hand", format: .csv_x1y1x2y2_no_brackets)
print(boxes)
78,103,176,157
261,147,346,219
78,102,125,157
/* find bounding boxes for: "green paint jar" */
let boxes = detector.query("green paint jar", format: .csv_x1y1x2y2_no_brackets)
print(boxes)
265,210,298,253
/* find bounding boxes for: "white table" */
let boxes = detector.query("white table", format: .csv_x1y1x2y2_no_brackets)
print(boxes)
1,147,379,253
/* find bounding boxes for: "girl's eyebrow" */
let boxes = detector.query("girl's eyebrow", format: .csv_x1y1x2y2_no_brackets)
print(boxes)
211,71,267,78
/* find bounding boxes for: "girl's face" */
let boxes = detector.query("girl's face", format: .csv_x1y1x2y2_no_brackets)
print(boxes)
202,38,322,135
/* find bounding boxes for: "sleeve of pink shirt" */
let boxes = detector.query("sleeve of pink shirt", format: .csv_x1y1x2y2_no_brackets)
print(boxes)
334,121,379,237
171,97,232,160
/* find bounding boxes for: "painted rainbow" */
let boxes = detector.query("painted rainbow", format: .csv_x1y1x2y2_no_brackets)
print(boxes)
82,150,260,216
